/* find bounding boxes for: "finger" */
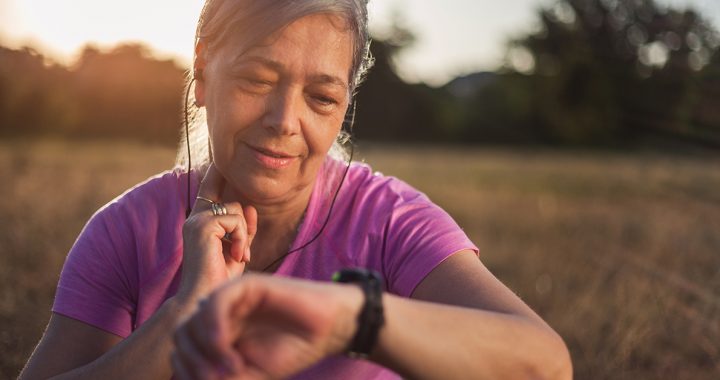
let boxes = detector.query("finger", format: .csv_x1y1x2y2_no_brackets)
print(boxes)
243,205,257,263
230,236,245,264
195,163,226,208
171,351,194,380
204,201,244,218
205,278,261,357
174,327,219,380
182,312,228,377
193,211,246,265
212,213,248,263
193,294,246,374
212,202,251,263
175,321,232,379
215,276,268,327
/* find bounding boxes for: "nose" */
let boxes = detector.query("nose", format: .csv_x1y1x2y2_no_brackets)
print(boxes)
262,86,302,136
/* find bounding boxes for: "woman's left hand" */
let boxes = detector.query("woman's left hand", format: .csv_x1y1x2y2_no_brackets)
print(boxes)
176,164,258,306
171,274,363,380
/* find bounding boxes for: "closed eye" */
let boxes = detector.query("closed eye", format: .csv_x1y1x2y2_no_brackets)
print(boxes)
243,77,272,86
313,95,338,106
236,76,275,95
307,93,341,114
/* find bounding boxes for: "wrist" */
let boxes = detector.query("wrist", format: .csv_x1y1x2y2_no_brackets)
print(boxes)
174,278,220,309
331,284,365,354
164,293,202,325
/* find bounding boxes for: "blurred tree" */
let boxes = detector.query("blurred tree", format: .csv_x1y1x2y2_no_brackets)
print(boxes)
689,43,720,144
71,44,185,142
0,47,72,137
3,1,717,148
447,72,540,144
507,0,720,145
1,35,453,144
354,21,452,142
0,44,186,143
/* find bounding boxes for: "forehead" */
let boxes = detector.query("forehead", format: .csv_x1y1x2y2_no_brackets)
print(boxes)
218,14,354,81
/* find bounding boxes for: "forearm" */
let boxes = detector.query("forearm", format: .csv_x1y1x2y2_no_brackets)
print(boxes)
369,294,572,380
50,297,193,380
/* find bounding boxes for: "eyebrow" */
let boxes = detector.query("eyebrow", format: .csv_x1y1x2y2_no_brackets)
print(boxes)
234,55,348,89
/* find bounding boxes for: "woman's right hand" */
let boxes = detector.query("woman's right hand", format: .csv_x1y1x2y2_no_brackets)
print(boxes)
172,274,364,380
176,164,258,305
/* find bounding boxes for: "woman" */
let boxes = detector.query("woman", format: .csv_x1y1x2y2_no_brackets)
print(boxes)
21,1,572,379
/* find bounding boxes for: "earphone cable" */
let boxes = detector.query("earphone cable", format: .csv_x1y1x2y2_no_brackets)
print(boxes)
260,143,354,272
183,82,356,271
184,78,194,218
260,101,356,271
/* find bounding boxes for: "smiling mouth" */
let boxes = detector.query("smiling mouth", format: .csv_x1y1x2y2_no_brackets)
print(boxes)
254,146,294,158
248,145,297,169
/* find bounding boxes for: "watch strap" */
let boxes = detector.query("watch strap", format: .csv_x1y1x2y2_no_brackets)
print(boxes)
332,268,385,358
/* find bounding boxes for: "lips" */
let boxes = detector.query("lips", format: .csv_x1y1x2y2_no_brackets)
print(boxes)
248,144,297,169
253,146,294,158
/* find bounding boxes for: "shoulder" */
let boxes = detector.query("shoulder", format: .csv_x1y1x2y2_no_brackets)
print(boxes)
53,170,190,337
104,169,189,210
64,168,192,283
340,161,434,218
317,158,444,241
82,168,193,253
328,159,458,239
330,161,477,296
95,168,191,222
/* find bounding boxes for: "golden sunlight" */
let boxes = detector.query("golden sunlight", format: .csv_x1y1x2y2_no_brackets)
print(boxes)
0,0,203,65
0,0,396,69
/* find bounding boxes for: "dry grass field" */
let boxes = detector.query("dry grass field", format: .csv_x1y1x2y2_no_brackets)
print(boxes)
1,139,719,379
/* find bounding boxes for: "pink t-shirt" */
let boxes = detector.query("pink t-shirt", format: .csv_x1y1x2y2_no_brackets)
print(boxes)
53,158,478,379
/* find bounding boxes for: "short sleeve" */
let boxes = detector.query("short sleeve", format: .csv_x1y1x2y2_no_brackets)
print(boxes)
52,201,139,338
382,195,478,297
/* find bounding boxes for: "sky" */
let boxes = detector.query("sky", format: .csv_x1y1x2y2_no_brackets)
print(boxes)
0,0,718,86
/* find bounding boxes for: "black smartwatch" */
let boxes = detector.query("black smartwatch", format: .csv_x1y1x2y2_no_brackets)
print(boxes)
332,268,385,358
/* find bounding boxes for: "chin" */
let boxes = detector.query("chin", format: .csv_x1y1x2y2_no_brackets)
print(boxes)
219,154,316,204
229,173,295,204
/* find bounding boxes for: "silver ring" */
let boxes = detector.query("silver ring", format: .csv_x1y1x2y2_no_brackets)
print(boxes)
211,202,228,216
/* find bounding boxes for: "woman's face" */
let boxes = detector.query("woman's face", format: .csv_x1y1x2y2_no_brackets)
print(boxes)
197,13,353,204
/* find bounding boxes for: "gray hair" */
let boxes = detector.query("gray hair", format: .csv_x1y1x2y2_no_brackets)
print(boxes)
176,0,373,169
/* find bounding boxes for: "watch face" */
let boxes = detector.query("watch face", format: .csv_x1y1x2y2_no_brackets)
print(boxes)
332,268,382,284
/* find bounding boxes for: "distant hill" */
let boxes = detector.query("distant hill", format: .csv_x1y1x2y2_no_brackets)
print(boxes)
444,72,498,99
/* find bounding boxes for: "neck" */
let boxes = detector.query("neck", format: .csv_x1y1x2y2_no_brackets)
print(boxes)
221,183,314,271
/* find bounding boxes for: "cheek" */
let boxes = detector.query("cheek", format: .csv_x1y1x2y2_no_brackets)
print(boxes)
307,124,341,157
206,107,243,166
207,91,258,138
310,110,346,153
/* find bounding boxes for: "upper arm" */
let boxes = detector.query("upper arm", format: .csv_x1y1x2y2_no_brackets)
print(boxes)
53,202,138,339
20,313,123,379
380,191,479,297
410,250,551,328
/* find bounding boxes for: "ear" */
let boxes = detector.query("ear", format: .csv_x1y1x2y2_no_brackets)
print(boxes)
194,40,208,107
